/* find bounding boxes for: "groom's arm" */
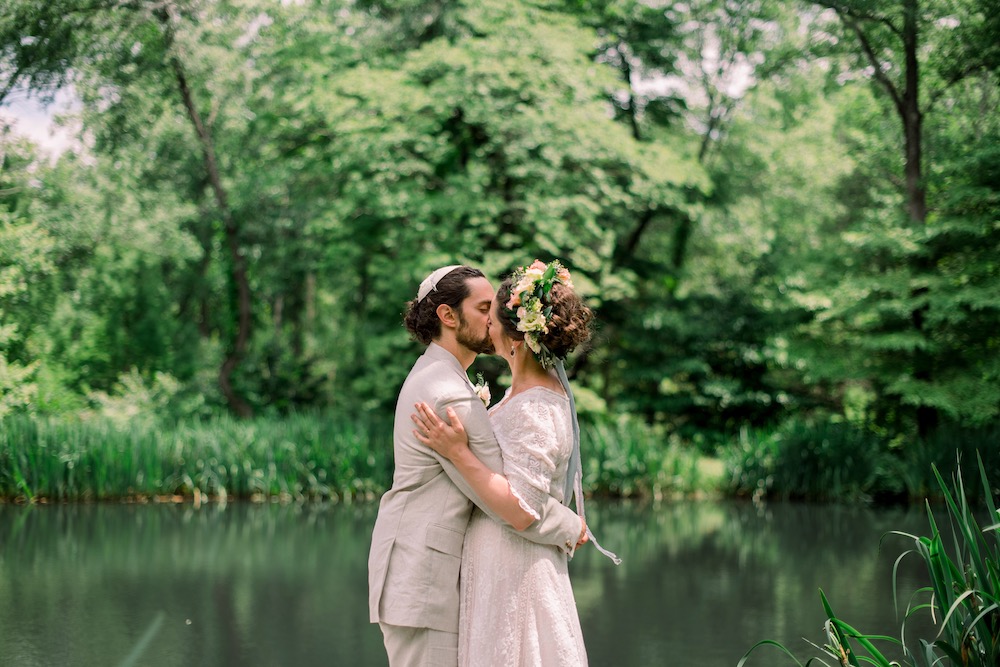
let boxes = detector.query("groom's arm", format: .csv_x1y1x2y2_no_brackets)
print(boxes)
518,493,583,552
430,395,582,553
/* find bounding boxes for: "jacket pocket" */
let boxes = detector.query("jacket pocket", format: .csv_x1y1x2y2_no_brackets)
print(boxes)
425,523,464,557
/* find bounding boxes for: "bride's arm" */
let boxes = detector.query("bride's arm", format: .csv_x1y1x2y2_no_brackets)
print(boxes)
412,402,539,531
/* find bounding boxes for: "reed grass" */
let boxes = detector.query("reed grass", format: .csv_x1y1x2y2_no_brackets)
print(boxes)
724,419,889,502
724,418,1000,503
738,453,1000,667
0,413,394,502
888,422,1000,501
1,412,706,502
581,418,706,498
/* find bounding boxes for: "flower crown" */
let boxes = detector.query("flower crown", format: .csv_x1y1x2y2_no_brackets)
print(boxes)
503,259,574,369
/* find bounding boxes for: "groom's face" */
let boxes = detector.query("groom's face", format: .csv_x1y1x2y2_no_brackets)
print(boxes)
455,277,496,355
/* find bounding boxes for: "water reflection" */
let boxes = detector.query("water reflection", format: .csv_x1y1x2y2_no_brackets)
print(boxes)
0,503,387,667
575,501,934,666
0,501,936,666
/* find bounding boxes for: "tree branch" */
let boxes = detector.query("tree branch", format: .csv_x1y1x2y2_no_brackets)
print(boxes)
926,62,989,112
818,0,902,39
613,208,665,271
0,64,27,108
836,8,905,117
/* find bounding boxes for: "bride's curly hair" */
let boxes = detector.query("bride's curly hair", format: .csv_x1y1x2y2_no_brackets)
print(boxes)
496,277,593,360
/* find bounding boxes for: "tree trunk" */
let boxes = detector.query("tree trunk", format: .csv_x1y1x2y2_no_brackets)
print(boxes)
154,6,253,417
900,0,934,436
902,0,926,225
168,52,253,418
618,45,642,142
828,0,937,436
303,272,316,354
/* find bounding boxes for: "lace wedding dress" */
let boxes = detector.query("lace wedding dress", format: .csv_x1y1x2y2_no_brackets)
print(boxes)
458,387,588,666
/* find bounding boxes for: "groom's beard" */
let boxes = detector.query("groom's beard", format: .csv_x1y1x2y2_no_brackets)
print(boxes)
456,315,494,355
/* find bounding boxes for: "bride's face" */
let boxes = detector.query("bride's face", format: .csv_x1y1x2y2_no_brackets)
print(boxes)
488,298,511,361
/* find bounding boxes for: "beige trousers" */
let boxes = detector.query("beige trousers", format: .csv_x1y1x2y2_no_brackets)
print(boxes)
379,622,459,667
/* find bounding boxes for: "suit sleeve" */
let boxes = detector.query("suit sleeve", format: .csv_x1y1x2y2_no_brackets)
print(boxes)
431,393,581,553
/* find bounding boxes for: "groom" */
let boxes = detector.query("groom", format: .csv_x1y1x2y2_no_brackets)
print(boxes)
368,265,586,667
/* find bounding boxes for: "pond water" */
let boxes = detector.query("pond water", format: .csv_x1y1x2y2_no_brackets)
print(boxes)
0,499,938,666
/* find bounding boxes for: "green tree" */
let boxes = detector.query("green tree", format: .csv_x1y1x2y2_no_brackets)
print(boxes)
804,0,1000,433
1,0,270,415
0,135,49,415
295,0,708,407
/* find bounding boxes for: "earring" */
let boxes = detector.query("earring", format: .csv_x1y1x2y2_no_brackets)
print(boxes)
510,346,516,357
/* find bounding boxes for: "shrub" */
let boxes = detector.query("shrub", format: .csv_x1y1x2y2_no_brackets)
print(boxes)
725,417,889,502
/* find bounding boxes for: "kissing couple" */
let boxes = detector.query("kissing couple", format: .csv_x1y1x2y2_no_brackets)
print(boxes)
368,261,620,667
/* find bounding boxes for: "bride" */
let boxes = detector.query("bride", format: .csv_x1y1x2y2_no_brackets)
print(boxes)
411,259,618,667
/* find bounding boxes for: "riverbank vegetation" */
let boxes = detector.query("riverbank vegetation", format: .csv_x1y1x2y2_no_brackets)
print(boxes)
739,455,1000,667
0,411,710,503
1,1,997,504
726,419,1000,503
3,408,997,504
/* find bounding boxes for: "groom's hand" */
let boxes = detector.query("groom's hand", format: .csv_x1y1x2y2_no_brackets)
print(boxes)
576,517,589,548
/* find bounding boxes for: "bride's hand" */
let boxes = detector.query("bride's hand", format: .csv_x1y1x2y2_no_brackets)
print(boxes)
577,517,590,548
411,402,470,460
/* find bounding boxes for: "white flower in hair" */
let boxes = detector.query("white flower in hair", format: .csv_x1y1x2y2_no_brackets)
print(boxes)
517,309,547,334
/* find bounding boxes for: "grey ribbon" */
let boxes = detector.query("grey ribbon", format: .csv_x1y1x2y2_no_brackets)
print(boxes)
555,360,621,565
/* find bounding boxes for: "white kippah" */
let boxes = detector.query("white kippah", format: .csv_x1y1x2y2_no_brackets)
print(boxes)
417,265,462,302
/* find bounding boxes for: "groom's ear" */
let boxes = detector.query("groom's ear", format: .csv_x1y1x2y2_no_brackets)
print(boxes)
436,303,458,330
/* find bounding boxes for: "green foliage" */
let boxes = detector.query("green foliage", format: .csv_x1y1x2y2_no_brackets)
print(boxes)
0,137,50,415
792,120,1000,430
726,415,1000,503
787,3,1000,436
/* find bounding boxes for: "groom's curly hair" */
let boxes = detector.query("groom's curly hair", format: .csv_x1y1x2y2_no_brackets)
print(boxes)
404,266,486,345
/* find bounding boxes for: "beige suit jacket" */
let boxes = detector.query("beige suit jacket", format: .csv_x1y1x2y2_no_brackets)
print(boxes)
368,343,582,632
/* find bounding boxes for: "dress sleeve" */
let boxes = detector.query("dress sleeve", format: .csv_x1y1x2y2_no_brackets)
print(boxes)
497,397,567,522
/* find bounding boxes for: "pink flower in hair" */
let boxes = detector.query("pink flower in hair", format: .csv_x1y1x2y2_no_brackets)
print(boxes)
556,267,573,288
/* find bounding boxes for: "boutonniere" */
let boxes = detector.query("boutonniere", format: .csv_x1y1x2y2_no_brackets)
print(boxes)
473,373,491,406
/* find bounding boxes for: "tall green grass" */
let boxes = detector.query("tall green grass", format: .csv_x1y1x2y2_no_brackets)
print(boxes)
725,419,889,502
582,417,705,498
0,413,393,502
738,454,1000,667
725,418,1000,503
888,423,1000,502
1,412,705,502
